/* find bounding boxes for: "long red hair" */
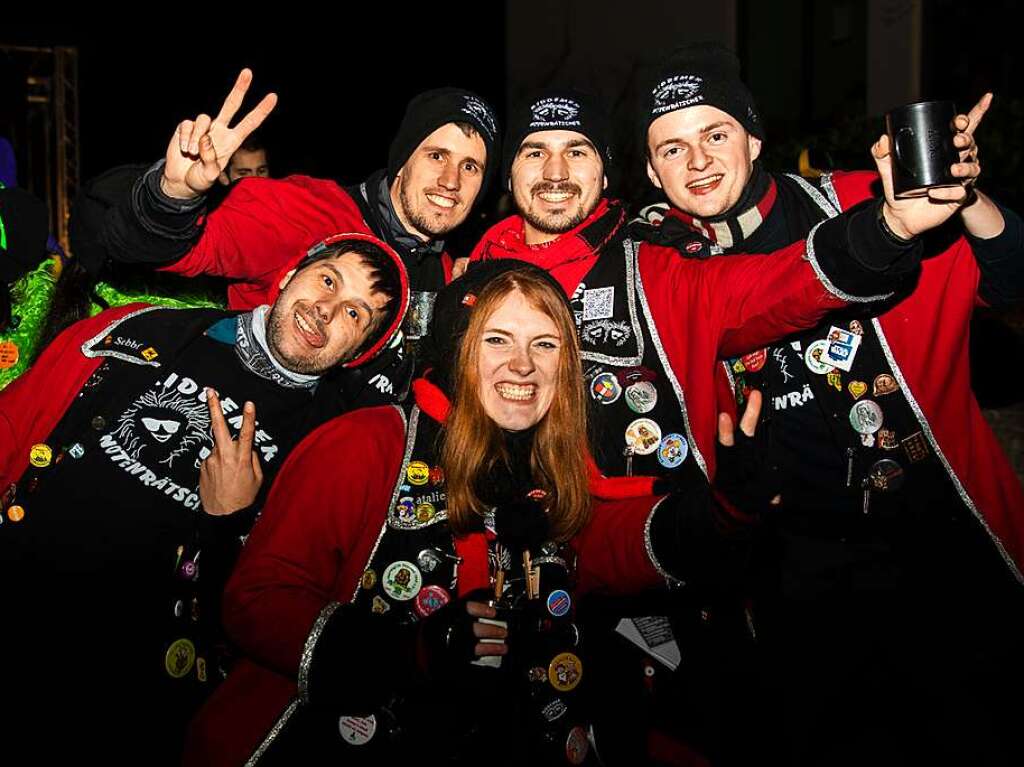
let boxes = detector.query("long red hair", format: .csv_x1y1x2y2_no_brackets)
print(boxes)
442,268,590,541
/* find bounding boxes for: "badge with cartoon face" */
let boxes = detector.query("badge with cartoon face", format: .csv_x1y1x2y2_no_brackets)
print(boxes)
382,561,422,601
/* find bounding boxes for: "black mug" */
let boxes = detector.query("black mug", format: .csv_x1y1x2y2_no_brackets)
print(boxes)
885,100,960,198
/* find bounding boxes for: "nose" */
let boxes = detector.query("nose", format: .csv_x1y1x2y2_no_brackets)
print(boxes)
687,145,711,172
438,160,460,191
543,152,569,183
313,299,333,325
508,342,536,376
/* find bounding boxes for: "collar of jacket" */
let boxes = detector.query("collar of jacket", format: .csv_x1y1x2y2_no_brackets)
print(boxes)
351,169,445,262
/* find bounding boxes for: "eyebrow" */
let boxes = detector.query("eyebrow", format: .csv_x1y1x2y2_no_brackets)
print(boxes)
654,121,735,152
421,144,484,166
519,138,597,154
483,327,562,341
322,262,374,321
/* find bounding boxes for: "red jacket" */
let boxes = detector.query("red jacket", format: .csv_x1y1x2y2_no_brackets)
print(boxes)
161,176,453,309
469,202,856,480
0,303,141,487
826,171,1024,580
184,391,669,766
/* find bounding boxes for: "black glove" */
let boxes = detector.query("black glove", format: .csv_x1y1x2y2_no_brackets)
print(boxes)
713,408,779,518
416,588,507,678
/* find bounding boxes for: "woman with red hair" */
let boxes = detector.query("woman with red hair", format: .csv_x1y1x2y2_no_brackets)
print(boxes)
186,260,763,766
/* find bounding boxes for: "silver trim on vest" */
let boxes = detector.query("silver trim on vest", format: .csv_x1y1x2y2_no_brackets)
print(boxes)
387,406,448,531
804,220,895,304
81,306,165,366
870,318,1023,584
244,700,300,767
633,242,709,479
297,601,342,704
818,172,842,213
580,239,645,367
785,173,839,219
722,360,736,393
644,496,684,587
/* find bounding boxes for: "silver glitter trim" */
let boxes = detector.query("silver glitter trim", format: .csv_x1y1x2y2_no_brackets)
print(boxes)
80,306,165,366
644,496,684,587
871,319,1023,584
244,699,300,767
804,220,894,304
355,406,414,600
387,407,448,531
722,360,736,394
634,263,709,479
785,173,839,219
580,239,645,367
818,172,843,212
296,601,341,704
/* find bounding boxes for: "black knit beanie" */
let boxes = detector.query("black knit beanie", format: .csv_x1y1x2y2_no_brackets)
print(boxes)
387,88,500,199
640,42,764,150
501,88,614,188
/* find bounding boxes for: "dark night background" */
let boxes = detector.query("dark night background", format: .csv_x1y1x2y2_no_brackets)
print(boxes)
3,2,1024,438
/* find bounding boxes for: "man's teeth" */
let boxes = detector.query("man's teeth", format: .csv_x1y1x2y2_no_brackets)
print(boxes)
538,191,572,202
688,175,723,189
295,311,314,334
495,383,536,401
426,193,456,208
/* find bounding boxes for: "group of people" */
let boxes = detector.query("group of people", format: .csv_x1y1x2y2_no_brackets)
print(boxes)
1,42,1022,766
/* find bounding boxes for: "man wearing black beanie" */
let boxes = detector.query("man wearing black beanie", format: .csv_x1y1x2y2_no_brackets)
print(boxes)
635,42,1024,766
468,80,992,764
96,71,499,407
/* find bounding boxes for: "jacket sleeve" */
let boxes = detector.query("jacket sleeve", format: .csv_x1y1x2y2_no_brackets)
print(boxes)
0,304,144,487
106,162,366,286
969,199,1024,309
222,406,414,711
679,198,922,358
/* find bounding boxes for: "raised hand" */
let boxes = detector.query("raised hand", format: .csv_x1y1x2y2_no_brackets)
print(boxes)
715,390,781,511
875,93,991,239
161,69,278,200
199,389,264,516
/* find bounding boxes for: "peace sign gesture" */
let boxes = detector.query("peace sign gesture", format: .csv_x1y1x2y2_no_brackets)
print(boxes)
161,69,278,200
199,389,264,516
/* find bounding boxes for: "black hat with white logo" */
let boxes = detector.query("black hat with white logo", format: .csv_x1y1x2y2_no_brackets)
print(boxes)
640,42,764,149
502,88,613,187
387,88,500,200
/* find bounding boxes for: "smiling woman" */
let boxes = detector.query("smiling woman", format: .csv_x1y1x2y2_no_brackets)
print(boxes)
186,260,750,766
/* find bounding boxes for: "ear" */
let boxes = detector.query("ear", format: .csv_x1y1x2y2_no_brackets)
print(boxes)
646,159,663,190
748,135,763,163
602,172,608,191
278,268,297,291
218,171,230,186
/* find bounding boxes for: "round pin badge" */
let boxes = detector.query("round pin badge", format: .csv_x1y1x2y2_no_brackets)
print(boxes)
29,444,52,468
414,585,451,617
849,400,884,435
0,341,20,370
429,466,445,486
360,569,377,590
7,505,26,523
590,372,622,404
868,458,905,492
381,560,422,601
406,461,430,486
415,502,436,523
624,381,658,414
625,418,662,456
338,715,377,746
565,726,590,766
740,348,767,372
164,638,196,679
548,652,583,692
91,415,107,431
416,548,444,573
657,433,689,469
804,340,834,374
546,589,572,618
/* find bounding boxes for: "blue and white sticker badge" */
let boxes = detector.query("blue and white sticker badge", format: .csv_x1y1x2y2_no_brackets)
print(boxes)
823,325,862,371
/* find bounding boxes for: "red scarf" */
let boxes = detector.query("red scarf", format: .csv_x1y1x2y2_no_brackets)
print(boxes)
469,199,622,296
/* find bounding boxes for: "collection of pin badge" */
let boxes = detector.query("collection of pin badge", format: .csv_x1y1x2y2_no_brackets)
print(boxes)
798,322,931,512
588,364,691,478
